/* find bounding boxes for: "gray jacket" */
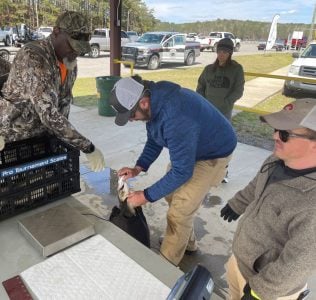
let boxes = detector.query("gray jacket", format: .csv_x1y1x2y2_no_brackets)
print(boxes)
229,155,316,300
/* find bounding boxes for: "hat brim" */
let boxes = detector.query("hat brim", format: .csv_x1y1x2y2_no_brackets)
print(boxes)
260,111,301,130
115,111,132,126
68,37,91,54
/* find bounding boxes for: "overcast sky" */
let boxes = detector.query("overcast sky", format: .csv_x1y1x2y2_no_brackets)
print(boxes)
143,0,315,24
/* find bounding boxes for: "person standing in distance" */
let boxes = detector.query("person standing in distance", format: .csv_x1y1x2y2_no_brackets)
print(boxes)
196,37,245,183
196,37,245,121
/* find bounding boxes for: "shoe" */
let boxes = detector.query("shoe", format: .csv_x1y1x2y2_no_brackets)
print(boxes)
222,176,229,183
222,169,229,183
158,236,198,255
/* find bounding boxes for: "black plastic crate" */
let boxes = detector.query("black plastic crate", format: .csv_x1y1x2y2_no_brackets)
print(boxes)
0,135,81,220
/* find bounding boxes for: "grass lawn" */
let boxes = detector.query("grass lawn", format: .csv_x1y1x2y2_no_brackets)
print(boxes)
73,52,293,108
73,53,295,147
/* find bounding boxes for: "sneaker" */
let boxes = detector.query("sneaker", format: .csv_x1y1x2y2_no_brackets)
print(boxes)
222,176,229,183
158,236,198,255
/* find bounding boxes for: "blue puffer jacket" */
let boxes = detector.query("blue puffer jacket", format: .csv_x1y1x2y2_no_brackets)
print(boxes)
136,81,237,202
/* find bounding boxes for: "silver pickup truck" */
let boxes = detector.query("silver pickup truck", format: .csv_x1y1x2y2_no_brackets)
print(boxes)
121,32,200,70
89,28,130,58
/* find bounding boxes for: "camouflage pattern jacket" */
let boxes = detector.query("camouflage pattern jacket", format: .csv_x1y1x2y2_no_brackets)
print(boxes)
0,37,91,152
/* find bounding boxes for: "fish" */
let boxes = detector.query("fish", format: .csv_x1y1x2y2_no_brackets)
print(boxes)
117,176,135,216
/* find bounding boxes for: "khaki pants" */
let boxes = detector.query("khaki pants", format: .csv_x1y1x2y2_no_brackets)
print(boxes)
225,255,307,300
160,155,232,266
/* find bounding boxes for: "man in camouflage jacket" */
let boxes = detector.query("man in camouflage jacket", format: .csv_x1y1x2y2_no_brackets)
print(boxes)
0,11,104,171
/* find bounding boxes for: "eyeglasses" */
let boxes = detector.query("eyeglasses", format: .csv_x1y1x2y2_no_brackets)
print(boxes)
274,129,315,143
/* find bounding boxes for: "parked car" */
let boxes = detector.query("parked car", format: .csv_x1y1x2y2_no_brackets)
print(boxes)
186,33,211,51
283,41,316,96
37,26,53,38
257,39,285,51
88,28,130,58
208,32,241,52
272,39,285,51
126,31,139,42
285,36,307,50
121,31,200,70
257,41,266,50
0,26,18,46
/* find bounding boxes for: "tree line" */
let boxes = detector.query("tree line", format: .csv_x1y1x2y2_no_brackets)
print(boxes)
0,0,157,33
154,19,311,41
0,0,311,40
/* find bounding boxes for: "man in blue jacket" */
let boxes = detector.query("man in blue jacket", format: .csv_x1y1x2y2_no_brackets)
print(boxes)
110,75,237,266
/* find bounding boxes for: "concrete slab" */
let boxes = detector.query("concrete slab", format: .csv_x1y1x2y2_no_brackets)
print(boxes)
69,106,270,297
69,105,316,298
236,65,290,108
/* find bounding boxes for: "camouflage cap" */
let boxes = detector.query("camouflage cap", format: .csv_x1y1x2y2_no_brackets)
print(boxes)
55,11,91,54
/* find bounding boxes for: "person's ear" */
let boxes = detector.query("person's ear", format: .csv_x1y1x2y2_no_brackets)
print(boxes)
311,140,316,151
139,97,150,109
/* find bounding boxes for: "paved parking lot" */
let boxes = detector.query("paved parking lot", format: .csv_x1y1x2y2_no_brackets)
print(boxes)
76,41,260,78
1,41,273,78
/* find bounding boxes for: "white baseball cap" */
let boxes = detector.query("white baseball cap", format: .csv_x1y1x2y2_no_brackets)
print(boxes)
109,77,144,126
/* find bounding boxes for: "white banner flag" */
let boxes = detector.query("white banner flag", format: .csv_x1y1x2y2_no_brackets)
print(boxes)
266,14,280,51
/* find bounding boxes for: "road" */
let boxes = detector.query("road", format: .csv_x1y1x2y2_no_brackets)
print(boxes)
2,41,285,78
76,41,260,78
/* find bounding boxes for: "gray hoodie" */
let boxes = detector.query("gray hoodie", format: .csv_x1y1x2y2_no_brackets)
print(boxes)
229,155,316,299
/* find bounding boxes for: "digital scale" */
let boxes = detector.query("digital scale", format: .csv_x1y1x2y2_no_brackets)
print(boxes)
18,203,95,257
167,264,214,300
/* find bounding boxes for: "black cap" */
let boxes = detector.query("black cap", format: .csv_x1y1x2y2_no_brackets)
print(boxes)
217,38,234,53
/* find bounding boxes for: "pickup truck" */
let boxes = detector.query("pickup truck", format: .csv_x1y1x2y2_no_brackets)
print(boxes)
283,41,316,96
208,32,241,52
121,31,200,70
89,28,130,58
285,36,307,50
186,33,211,51
0,26,15,46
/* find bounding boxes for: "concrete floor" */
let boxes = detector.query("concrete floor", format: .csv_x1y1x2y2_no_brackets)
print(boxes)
69,105,275,298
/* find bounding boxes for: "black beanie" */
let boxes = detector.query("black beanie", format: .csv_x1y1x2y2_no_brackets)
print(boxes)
217,38,234,53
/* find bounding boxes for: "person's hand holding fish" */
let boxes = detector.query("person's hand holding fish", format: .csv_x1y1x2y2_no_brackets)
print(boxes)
118,165,143,180
127,190,148,207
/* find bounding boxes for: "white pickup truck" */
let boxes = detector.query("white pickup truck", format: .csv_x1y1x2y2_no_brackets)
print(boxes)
88,28,130,58
186,33,211,51
283,41,316,96
208,32,241,52
121,31,200,70
0,26,14,46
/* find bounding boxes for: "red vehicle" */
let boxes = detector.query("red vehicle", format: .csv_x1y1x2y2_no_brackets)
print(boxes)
285,36,307,50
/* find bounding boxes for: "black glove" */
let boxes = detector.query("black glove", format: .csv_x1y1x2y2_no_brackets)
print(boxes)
241,283,260,300
220,204,240,222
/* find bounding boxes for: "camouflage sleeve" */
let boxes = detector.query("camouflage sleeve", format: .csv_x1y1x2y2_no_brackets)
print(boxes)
19,48,92,152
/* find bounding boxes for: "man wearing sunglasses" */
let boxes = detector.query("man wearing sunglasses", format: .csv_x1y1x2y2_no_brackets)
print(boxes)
109,75,237,266
221,99,316,299
0,11,105,172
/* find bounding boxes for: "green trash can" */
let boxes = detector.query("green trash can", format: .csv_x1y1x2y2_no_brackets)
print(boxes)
96,76,121,116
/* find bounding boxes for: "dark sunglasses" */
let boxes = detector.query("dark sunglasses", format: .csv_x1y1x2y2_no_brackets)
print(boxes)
70,31,91,41
274,129,314,143
61,30,91,41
